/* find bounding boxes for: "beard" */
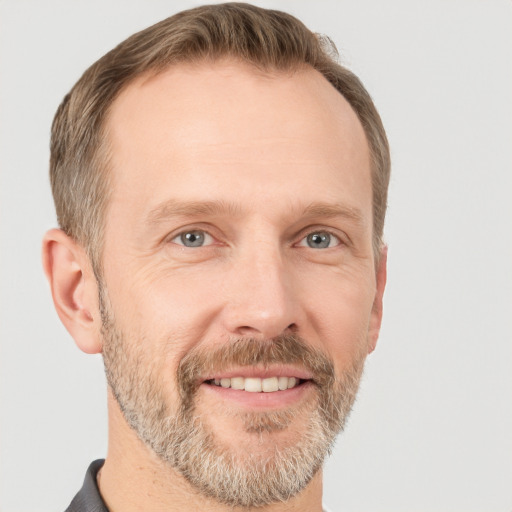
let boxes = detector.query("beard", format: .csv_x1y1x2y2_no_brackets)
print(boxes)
99,286,366,508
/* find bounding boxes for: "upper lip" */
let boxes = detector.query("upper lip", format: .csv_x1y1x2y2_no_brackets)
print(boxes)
201,365,314,382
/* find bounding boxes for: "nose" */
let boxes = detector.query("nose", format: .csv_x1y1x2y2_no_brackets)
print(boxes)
219,241,301,340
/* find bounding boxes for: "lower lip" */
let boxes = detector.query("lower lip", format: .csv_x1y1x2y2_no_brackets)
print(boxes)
200,380,314,409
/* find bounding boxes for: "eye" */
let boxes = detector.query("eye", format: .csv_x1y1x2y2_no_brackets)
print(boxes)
171,230,214,247
298,231,341,249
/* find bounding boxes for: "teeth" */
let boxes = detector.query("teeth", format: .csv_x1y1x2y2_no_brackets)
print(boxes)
287,377,297,389
244,378,262,392
262,377,278,392
278,376,289,390
230,377,245,390
209,376,302,392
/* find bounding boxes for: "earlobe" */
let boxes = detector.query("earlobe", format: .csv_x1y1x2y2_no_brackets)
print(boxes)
42,229,102,354
368,246,387,354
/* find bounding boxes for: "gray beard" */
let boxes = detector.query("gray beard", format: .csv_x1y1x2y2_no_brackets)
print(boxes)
100,286,366,508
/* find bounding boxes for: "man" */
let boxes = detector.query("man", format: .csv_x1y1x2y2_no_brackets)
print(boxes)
42,3,389,511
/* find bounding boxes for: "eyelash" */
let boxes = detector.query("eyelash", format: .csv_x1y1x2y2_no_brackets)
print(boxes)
169,227,345,249
296,230,342,249
171,230,215,247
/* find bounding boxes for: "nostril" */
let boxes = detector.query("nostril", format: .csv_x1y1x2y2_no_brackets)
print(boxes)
286,323,298,333
238,326,259,336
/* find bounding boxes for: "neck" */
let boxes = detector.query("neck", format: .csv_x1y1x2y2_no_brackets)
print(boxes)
99,391,325,512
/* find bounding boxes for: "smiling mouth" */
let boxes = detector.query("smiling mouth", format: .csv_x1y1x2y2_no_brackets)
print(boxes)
205,376,307,393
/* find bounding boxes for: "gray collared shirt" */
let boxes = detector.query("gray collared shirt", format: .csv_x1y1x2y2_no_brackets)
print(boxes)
64,460,108,512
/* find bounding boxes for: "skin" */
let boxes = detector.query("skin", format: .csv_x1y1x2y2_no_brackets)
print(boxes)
43,59,387,512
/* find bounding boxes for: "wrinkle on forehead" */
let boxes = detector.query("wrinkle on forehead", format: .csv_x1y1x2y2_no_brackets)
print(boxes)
145,198,368,229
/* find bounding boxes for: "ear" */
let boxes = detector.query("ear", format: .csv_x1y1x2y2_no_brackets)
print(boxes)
42,229,102,354
367,246,387,354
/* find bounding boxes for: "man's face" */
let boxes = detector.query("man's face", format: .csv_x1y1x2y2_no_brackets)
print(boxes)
99,60,384,506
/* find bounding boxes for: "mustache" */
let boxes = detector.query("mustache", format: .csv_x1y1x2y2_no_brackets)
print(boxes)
177,334,336,402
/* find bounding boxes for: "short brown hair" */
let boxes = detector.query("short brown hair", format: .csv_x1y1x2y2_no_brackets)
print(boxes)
50,2,390,272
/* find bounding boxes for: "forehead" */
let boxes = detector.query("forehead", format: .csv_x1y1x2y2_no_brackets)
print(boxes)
104,59,371,223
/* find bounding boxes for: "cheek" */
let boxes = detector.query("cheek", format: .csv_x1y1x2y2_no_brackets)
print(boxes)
111,267,229,411
301,267,376,364
108,261,224,361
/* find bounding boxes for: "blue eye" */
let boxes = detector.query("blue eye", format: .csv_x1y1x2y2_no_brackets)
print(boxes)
172,230,213,247
300,231,340,249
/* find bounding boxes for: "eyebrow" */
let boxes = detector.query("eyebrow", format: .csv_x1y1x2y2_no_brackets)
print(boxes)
146,199,243,225
301,202,366,225
146,199,366,226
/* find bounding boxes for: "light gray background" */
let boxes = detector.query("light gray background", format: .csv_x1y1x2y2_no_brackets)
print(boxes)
1,1,511,511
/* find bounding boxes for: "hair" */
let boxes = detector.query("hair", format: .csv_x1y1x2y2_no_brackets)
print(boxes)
50,2,390,272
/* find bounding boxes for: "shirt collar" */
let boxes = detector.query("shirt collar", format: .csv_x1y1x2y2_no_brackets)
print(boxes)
64,459,108,512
